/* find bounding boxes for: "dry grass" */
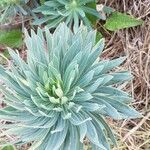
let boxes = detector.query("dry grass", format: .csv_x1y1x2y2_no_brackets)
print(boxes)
98,0,150,149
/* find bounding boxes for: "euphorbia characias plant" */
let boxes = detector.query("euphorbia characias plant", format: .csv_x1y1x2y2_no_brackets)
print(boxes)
0,0,38,23
0,23,141,150
33,0,107,29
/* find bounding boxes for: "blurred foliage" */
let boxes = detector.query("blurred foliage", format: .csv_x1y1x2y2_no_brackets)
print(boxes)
0,29,23,48
0,0,38,24
2,145,15,150
0,50,10,65
104,12,143,31
86,2,97,26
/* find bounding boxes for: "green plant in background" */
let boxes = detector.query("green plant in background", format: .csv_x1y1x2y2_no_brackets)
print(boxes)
104,12,143,31
0,29,23,48
0,50,11,65
0,0,143,31
33,0,113,29
39,0,49,5
2,145,15,150
96,5,143,32
0,29,22,65
0,0,38,24
0,0,20,7
0,23,141,150
32,0,143,33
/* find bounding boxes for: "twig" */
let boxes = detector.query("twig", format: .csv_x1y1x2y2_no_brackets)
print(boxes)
123,112,150,142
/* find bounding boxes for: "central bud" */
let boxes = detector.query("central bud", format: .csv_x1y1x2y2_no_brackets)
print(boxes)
44,79,68,105
65,0,78,11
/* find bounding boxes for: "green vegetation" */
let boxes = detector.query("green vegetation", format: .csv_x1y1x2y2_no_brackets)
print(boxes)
0,0,37,23
33,0,101,29
0,29,22,48
105,12,143,31
2,145,15,150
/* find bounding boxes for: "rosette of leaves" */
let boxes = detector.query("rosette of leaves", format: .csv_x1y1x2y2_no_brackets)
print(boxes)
33,0,110,29
0,23,141,150
0,0,38,24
